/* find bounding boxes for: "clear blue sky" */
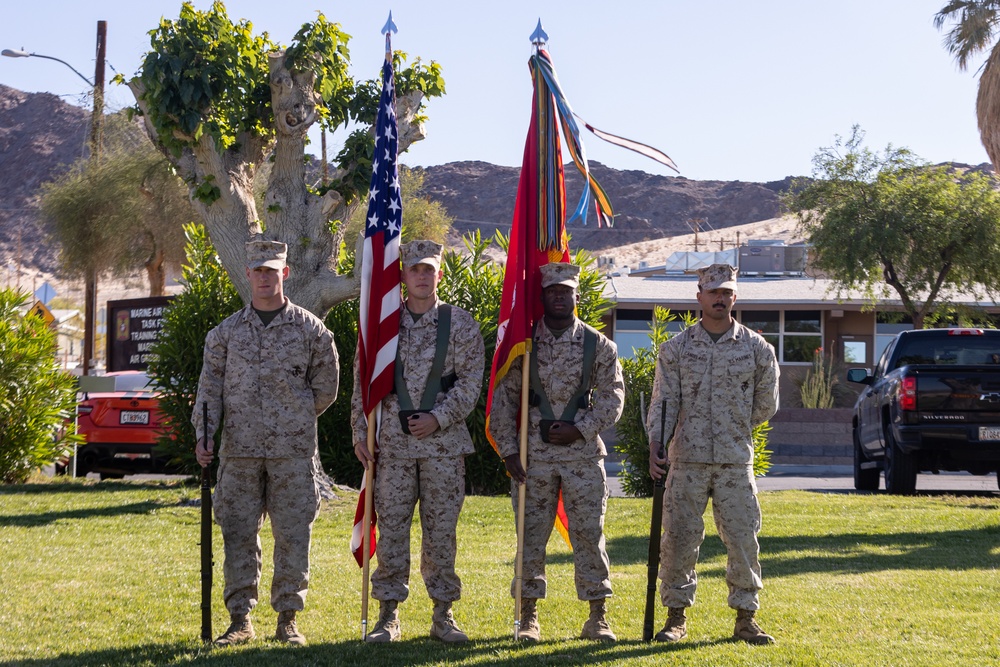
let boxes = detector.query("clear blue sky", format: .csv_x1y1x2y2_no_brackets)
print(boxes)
1,0,991,182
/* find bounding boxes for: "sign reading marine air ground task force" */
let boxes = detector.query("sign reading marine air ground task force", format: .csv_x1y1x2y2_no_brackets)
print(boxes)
106,296,174,372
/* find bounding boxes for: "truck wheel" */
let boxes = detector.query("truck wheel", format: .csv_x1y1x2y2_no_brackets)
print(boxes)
854,430,880,491
884,430,917,495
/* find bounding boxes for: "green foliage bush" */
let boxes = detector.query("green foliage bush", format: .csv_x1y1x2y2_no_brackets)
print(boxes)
614,308,772,497
326,230,612,494
149,226,612,495
148,224,241,472
439,231,613,494
316,250,359,487
0,289,82,483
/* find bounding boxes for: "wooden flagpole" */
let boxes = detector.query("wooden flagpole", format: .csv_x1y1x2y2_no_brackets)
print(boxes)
361,409,377,639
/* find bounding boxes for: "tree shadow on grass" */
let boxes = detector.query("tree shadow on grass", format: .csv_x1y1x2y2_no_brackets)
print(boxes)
760,526,1000,578
0,479,191,496
600,525,1000,578
0,500,167,527
0,635,735,667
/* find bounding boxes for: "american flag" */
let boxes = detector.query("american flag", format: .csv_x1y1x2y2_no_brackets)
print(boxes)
351,45,402,566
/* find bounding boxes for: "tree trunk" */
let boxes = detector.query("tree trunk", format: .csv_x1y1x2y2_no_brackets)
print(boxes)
145,247,166,297
978,45,1000,170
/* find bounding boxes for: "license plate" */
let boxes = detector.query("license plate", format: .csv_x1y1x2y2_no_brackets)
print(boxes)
120,410,150,425
979,427,1000,441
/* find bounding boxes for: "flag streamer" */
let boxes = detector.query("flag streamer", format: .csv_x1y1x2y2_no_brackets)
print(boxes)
578,117,680,173
531,50,614,229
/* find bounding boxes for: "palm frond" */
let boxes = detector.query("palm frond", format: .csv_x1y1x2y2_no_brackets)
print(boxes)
935,0,1000,70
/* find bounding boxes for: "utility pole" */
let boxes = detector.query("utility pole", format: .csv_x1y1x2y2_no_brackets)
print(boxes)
82,20,106,377
686,217,705,252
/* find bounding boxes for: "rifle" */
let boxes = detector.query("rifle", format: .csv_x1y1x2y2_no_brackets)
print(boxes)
642,399,668,642
200,401,213,643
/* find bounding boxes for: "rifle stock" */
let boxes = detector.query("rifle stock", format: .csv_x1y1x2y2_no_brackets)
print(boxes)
200,402,213,642
642,400,668,641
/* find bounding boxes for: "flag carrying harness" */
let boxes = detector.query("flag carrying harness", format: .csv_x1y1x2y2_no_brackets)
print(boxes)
393,305,455,430
528,322,598,439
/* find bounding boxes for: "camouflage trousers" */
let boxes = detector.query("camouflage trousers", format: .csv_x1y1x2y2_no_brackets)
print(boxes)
659,462,763,610
371,455,465,602
510,457,612,600
214,456,321,615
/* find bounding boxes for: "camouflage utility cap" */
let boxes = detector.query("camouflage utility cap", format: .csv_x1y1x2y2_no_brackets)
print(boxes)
697,263,738,291
540,262,580,289
246,240,288,269
401,240,443,270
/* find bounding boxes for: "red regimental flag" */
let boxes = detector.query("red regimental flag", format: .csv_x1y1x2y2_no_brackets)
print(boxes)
484,61,569,455
486,52,571,546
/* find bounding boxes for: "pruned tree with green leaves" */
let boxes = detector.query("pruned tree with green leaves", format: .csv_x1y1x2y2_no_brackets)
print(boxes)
785,126,1000,328
0,290,82,483
121,1,445,316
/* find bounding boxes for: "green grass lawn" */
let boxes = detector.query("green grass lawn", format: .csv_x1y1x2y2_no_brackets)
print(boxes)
0,477,997,666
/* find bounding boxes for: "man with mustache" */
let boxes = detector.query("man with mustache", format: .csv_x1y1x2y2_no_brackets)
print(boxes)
647,263,779,646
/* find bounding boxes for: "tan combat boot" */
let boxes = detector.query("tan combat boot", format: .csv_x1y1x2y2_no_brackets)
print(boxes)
429,599,468,643
580,599,617,642
213,613,255,647
365,599,401,643
275,610,306,646
734,609,775,645
654,607,687,642
517,598,540,643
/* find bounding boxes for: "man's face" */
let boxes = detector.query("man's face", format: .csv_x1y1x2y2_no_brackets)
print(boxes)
247,265,287,300
541,284,578,320
696,287,736,322
402,262,442,300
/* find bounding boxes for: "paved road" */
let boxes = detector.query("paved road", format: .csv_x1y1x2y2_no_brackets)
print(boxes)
88,464,999,496
606,464,999,497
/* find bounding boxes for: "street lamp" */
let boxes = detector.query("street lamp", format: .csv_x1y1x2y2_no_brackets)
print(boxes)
2,49,94,87
3,21,106,376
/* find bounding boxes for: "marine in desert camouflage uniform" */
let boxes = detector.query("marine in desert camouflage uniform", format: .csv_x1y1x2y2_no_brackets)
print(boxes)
493,262,625,643
646,263,779,646
352,240,485,644
193,240,340,648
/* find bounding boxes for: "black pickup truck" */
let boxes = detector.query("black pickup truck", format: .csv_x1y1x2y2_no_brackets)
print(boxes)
847,328,1000,494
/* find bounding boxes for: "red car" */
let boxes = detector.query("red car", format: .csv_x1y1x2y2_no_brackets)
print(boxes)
74,371,176,479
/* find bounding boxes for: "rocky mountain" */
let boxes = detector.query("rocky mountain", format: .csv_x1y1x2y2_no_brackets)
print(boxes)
0,84,90,276
421,161,792,252
8,84,930,286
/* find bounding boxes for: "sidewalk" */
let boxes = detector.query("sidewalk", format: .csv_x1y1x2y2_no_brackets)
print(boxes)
606,463,998,496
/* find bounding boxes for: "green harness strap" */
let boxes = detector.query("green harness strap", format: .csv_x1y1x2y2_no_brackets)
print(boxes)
395,304,452,411
529,322,598,422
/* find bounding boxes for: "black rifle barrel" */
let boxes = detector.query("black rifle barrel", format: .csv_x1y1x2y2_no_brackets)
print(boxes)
200,401,213,642
642,400,668,641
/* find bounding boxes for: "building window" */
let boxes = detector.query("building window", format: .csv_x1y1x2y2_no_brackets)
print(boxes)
740,310,821,364
613,308,692,359
843,340,867,364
